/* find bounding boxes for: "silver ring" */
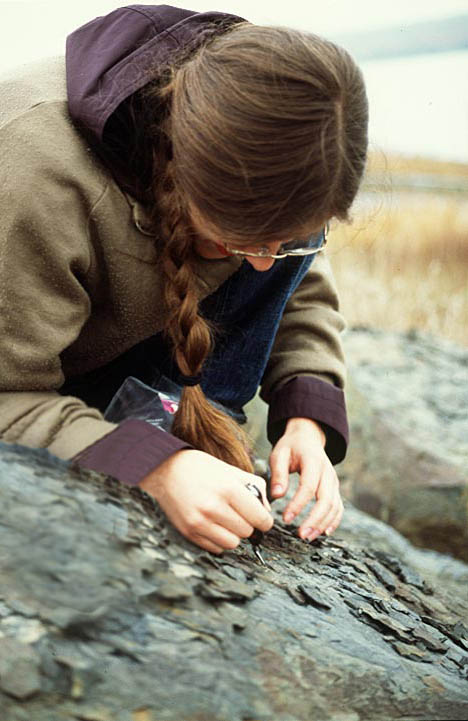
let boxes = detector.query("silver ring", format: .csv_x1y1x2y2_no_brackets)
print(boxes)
245,483,262,502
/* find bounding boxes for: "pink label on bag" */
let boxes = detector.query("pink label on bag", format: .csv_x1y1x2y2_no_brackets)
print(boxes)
161,398,179,414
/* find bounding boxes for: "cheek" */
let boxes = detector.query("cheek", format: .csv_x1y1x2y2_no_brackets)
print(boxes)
193,239,230,259
213,243,233,257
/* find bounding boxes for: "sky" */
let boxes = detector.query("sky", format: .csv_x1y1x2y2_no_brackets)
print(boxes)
1,0,468,161
2,0,468,65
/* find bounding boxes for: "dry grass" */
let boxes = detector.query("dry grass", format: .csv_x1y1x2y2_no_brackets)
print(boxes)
328,159,468,347
366,150,468,179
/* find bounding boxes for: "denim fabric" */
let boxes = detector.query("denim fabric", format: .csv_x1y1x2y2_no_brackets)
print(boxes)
198,255,314,410
61,254,315,415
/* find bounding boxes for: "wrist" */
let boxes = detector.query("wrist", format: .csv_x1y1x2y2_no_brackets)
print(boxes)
284,417,326,447
139,448,193,497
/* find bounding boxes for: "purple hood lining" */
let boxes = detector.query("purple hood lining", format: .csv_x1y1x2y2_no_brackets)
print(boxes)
66,4,246,144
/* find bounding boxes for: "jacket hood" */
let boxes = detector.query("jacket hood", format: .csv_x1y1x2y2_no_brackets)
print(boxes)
66,4,246,145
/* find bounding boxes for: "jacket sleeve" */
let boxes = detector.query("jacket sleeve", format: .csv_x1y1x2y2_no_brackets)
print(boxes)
0,104,189,482
260,251,349,464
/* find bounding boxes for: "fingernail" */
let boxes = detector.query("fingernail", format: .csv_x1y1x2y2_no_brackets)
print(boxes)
325,527,333,536
284,512,295,524
303,528,320,541
272,484,283,496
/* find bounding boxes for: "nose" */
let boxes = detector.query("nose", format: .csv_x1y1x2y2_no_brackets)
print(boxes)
245,256,276,272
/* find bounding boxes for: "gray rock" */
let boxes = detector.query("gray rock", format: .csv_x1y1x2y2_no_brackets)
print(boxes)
337,503,468,599
0,442,468,720
0,638,41,700
339,327,468,561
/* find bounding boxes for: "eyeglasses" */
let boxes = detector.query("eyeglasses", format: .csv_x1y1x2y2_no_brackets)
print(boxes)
222,224,328,259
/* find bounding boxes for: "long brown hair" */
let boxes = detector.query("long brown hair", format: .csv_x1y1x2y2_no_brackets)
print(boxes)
144,22,368,472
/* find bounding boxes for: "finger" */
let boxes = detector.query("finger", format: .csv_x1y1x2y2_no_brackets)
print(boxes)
283,457,322,524
299,482,342,540
239,473,271,511
309,486,340,530
192,523,242,552
251,474,272,512
269,445,291,499
229,485,273,533
208,505,254,539
300,500,336,540
323,499,345,537
191,534,226,555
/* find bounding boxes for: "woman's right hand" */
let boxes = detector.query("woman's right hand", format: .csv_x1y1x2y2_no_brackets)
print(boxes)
139,449,274,554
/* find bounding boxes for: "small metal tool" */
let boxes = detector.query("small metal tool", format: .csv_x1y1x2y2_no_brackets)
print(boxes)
245,482,266,565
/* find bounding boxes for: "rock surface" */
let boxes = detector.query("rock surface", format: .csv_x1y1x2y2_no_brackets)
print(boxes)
339,327,468,561
1,442,468,721
337,504,468,601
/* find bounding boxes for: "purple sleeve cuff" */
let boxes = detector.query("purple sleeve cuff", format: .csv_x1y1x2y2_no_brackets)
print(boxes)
73,418,191,485
267,376,349,465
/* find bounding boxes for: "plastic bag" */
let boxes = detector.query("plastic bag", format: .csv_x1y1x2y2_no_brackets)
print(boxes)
105,371,248,434
104,375,182,432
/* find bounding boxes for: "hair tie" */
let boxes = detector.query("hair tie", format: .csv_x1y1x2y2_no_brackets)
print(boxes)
179,373,202,387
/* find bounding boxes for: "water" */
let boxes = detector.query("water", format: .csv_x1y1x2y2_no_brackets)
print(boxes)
361,49,468,163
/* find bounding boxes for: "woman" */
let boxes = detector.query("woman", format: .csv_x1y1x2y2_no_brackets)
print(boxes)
0,5,368,554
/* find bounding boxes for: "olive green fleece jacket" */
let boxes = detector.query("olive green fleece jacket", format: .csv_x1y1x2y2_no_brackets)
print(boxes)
0,56,346,465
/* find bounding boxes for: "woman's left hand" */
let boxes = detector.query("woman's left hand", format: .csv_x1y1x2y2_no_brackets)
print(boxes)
269,417,343,541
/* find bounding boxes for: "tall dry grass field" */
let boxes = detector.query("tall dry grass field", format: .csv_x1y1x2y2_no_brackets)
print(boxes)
328,155,468,347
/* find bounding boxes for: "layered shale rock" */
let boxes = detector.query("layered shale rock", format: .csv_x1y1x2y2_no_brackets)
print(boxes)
340,327,468,561
0,442,467,721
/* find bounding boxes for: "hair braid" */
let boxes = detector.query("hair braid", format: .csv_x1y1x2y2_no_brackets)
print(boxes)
153,88,254,472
